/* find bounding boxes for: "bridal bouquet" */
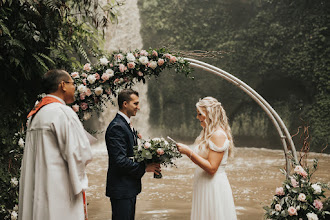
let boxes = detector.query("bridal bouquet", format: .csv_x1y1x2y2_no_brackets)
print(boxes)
133,137,182,178
263,159,330,220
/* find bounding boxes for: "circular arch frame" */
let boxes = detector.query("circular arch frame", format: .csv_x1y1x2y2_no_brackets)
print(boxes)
185,58,299,174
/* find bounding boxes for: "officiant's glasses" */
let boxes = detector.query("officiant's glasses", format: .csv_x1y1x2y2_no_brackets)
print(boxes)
63,81,75,86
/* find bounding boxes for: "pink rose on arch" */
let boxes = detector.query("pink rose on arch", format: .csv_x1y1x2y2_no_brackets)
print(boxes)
81,72,88,78
94,73,100,80
71,72,79,78
152,50,158,57
82,79,87,85
119,64,126,73
116,54,124,62
140,50,148,56
158,58,165,66
101,73,110,81
86,88,92,97
80,102,88,111
137,71,143,77
275,187,284,196
156,148,164,155
164,53,171,59
72,104,79,112
127,62,136,69
170,55,177,64
110,63,113,67
313,200,323,210
288,207,297,216
80,93,86,100
83,63,91,72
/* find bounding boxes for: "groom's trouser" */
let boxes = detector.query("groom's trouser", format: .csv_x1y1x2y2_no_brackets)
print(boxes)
110,196,136,220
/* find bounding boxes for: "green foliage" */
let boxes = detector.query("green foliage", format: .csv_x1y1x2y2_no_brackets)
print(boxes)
263,159,330,219
0,0,121,218
138,0,330,151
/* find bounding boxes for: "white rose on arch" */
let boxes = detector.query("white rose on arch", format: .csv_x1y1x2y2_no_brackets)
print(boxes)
77,85,87,94
148,61,157,70
100,57,109,65
95,87,103,96
106,69,114,76
87,75,96,84
126,53,136,62
139,56,149,65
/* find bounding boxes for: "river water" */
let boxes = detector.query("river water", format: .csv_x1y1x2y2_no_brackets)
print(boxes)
86,145,330,220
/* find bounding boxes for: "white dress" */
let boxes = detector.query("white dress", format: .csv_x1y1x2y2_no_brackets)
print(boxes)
191,132,237,220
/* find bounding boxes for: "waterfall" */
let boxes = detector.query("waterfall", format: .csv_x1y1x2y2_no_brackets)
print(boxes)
92,0,151,149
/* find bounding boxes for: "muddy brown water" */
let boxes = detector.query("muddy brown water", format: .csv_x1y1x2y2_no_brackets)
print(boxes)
86,146,330,220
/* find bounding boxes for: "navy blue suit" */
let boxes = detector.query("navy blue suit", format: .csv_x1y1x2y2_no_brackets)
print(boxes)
105,113,146,219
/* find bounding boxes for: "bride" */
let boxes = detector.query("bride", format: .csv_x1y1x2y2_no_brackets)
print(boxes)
176,97,237,220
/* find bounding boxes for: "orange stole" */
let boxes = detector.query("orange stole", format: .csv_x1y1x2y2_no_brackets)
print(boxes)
83,191,88,220
27,96,63,118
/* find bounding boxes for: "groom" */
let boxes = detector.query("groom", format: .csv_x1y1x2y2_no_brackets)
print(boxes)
105,88,160,220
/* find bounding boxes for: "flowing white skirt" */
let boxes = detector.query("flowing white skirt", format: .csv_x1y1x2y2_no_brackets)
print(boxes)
191,166,237,220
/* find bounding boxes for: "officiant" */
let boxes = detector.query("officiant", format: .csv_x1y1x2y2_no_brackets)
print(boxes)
18,69,93,220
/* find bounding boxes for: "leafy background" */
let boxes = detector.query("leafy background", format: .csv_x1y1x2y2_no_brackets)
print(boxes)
138,0,330,152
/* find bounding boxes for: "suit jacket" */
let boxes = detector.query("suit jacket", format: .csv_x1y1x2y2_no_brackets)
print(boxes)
105,113,146,199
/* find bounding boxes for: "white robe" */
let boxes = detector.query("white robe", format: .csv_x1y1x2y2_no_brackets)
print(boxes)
18,98,93,220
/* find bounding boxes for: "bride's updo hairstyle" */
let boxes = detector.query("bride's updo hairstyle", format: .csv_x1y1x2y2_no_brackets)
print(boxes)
195,97,234,157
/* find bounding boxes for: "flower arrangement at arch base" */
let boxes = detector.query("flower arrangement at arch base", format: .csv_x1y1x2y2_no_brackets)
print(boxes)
264,159,330,220
69,48,192,121
133,138,182,178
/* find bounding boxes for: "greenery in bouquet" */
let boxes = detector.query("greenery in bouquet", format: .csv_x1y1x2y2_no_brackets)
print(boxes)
264,159,330,220
133,138,182,178
69,48,192,121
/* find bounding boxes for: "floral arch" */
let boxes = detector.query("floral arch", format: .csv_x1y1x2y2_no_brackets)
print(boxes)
70,48,298,174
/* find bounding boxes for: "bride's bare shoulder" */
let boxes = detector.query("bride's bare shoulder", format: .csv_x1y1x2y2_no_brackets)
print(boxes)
210,130,227,147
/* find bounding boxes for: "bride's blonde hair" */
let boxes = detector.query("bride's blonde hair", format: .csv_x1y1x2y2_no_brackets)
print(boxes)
195,97,235,157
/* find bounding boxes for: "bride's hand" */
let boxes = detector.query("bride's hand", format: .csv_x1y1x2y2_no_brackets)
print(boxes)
176,143,191,155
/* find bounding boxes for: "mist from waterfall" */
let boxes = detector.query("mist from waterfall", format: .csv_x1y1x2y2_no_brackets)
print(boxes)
92,0,151,148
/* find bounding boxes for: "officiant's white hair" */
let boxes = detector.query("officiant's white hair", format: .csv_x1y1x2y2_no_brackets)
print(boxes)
195,97,235,157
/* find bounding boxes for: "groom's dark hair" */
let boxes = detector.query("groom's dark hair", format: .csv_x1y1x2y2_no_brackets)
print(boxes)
118,88,139,109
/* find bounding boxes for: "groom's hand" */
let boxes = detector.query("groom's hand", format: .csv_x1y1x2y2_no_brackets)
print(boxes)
146,163,161,175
